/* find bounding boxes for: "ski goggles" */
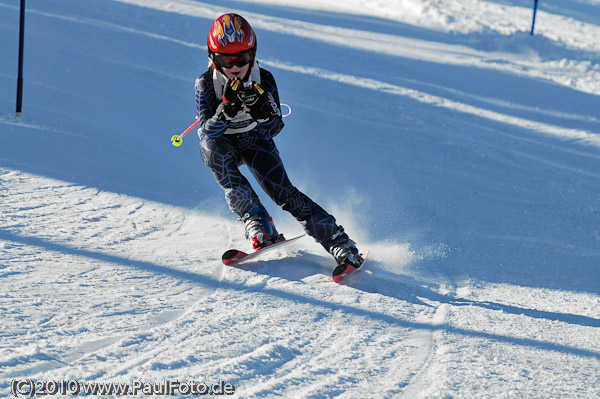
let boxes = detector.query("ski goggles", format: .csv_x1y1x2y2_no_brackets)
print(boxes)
212,49,255,69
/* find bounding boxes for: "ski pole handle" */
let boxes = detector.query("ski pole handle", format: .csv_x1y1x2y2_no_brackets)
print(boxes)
171,119,200,147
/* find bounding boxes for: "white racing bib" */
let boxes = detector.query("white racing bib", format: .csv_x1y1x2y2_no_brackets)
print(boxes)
213,62,262,134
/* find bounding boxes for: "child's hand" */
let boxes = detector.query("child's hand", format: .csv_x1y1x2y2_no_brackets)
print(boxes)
245,82,273,122
216,78,243,120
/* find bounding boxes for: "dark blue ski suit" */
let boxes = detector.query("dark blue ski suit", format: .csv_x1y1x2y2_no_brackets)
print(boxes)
195,63,341,246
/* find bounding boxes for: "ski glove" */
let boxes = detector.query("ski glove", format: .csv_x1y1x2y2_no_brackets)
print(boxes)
244,82,275,123
215,78,243,121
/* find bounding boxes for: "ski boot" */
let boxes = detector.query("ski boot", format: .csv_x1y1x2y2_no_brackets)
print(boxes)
241,205,284,251
322,226,364,282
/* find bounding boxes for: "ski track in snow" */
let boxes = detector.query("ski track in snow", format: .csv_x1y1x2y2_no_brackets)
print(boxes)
4,163,597,397
0,168,443,397
0,169,226,377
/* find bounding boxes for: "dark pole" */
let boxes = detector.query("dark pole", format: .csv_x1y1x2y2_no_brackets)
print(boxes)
16,0,25,116
530,0,539,35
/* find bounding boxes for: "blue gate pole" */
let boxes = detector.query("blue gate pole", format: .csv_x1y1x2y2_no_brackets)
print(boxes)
530,0,539,35
16,0,26,116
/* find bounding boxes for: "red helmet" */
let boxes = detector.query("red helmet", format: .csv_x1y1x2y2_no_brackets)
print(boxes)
207,14,256,55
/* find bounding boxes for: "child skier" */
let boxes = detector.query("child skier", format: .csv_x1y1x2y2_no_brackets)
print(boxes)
196,13,363,276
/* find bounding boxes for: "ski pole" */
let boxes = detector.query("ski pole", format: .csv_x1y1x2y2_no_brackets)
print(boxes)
171,119,199,147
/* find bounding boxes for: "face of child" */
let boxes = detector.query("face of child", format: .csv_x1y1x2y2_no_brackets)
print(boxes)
222,63,250,80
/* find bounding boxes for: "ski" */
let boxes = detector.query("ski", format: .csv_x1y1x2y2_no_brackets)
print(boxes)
222,234,306,265
332,250,369,283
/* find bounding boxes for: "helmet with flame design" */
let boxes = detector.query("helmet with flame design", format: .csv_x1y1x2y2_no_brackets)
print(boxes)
207,14,256,71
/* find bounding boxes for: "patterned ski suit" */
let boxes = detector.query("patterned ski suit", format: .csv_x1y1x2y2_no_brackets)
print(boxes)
195,64,340,246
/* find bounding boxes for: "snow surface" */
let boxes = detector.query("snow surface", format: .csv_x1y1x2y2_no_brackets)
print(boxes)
1,0,599,397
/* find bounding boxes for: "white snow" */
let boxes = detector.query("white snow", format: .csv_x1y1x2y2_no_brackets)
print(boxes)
1,0,599,398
